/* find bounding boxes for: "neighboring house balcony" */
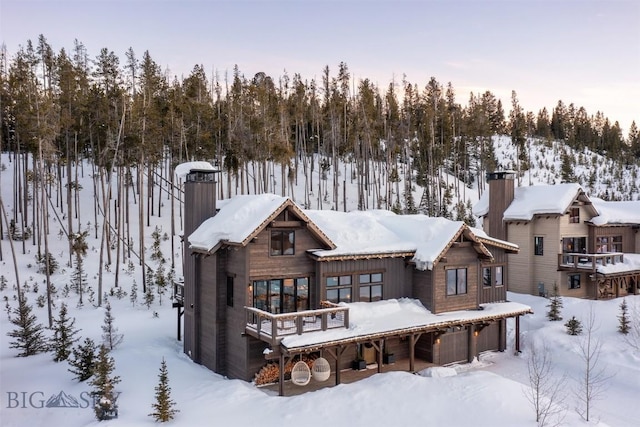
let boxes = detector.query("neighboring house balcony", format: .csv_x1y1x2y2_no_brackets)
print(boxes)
558,252,624,272
244,302,350,346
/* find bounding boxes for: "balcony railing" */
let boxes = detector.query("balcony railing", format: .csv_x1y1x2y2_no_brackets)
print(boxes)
244,302,349,346
172,280,184,307
558,252,624,272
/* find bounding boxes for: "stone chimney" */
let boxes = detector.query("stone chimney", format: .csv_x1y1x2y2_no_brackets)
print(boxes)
486,171,516,241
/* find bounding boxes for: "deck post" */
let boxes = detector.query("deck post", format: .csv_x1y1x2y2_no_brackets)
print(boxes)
515,316,521,354
278,353,285,397
409,334,417,372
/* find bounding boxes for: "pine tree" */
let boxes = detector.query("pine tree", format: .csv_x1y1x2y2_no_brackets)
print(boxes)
546,283,563,321
565,316,583,335
618,299,630,334
68,337,97,381
7,292,48,357
89,345,121,420
130,280,138,306
101,302,124,350
149,358,179,422
51,302,81,362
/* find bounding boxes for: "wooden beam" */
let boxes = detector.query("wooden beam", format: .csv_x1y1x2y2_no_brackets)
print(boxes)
515,316,521,354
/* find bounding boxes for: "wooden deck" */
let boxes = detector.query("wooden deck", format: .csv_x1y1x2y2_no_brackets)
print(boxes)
257,357,436,397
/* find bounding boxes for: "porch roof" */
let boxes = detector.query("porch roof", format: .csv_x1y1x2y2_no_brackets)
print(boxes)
597,253,640,275
279,298,532,353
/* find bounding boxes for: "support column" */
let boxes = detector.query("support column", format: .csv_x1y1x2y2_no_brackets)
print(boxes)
278,353,285,397
515,316,521,354
468,326,478,363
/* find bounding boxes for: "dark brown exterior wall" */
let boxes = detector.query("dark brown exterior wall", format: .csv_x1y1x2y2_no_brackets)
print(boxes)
412,269,434,311
590,225,636,253
487,173,515,241
432,245,480,314
317,257,411,303
479,246,508,304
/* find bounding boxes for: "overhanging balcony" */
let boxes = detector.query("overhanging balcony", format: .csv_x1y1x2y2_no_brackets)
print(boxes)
558,252,624,272
244,302,349,346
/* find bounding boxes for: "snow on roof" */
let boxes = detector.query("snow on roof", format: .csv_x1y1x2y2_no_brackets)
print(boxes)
590,198,640,226
305,210,466,270
174,161,216,180
470,226,519,250
597,253,640,274
474,183,583,221
189,194,289,251
280,298,532,350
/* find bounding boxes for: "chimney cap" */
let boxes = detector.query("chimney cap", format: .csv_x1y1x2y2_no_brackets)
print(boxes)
486,170,516,181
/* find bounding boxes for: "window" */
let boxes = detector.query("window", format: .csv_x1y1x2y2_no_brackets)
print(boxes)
446,268,467,296
569,207,580,224
270,230,295,256
534,237,544,256
563,237,587,254
568,274,581,289
482,267,492,287
226,276,234,307
495,266,503,287
596,235,622,253
359,273,383,302
252,277,309,313
326,275,352,303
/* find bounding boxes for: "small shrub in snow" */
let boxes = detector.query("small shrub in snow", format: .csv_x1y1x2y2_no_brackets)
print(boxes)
547,283,563,321
51,302,81,362
89,345,120,420
565,316,583,335
7,292,48,357
68,337,97,381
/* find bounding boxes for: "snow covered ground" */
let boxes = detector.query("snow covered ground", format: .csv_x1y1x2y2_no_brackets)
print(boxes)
1,148,640,427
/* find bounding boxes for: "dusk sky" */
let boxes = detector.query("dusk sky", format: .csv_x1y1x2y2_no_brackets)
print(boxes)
1,0,639,134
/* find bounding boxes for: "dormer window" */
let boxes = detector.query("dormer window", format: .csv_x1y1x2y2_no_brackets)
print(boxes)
270,230,295,256
569,208,580,224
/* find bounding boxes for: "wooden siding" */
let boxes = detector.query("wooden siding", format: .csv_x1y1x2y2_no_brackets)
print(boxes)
506,222,533,294
477,322,501,353
247,225,317,281
479,260,507,303
224,246,252,380
532,216,562,295
591,225,636,253
318,257,411,302
412,269,433,311
432,245,479,314
199,254,218,371
487,173,515,241
437,328,469,365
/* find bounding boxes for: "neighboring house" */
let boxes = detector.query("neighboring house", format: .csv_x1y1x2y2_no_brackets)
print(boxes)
474,171,640,299
176,165,531,395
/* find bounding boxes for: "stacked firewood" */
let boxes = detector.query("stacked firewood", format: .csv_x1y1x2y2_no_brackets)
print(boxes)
254,355,316,386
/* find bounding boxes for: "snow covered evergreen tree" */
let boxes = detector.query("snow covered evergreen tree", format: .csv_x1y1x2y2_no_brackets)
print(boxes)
618,299,630,334
7,292,48,357
149,358,179,422
565,316,583,335
51,302,80,362
101,302,123,350
68,337,97,381
546,283,563,321
89,345,121,420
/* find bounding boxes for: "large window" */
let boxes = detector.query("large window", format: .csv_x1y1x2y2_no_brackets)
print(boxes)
596,235,622,253
534,237,544,256
359,273,383,302
563,237,587,253
446,268,467,296
326,275,352,303
482,267,492,287
569,207,580,223
252,277,309,313
270,230,295,256
568,274,581,289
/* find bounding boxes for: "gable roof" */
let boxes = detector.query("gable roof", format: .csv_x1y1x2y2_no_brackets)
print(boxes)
188,194,334,252
189,194,507,270
589,198,640,226
474,183,585,221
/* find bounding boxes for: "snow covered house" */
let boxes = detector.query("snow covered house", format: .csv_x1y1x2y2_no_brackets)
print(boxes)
177,165,532,395
474,171,640,299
